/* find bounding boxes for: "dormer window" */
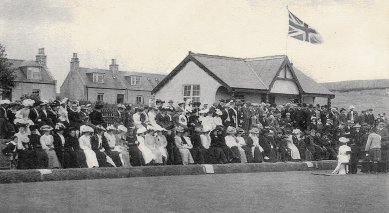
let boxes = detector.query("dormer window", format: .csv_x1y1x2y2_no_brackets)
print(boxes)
93,73,104,83
130,76,141,85
27,67,41,80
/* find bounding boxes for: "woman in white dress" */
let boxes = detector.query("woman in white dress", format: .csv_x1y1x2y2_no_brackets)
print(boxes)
136,127,155,165
332,137,351,174
14,99,35,134
115,125,131,167
174,126,194,165
286,129,301,161
40,125,61,168
225,126,246,163
155,127,168,164
78,125,99,168
144,126,163,164
103,125,123,167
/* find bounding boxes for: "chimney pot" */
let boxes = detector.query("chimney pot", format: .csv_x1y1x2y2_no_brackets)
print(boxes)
70,52,79,71
73,53,78,58
38,48,45,55
36,48,47,66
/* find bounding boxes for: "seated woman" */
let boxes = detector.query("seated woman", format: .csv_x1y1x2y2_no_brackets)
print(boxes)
136,127,155,165
145,126,163,165
40,125,61,169
29,125,48,169
103,125,123,167
155,127,168,165
174,126,194,165
66,126,87,168
53,123,78,168
90,125,115,167
332,137,351,174
208,126,228,164
2,136,18,169
190,126,208,164
235,127,251,163
115,125,131,167
246,128,265,163
78,125,99,168
286,129,301,161
127,127,144,166
15,122,37,169
224,126,243,163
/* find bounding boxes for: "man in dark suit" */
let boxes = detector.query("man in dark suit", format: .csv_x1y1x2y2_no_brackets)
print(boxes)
68,102,82,129
89,104,106,127
29,100,43,125
347,106,358,123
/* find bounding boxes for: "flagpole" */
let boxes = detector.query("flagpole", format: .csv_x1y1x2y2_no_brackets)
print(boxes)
285,5,289,56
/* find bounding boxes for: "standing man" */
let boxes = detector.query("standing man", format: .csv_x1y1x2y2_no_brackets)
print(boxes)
347,105,358,123
365,128,382,173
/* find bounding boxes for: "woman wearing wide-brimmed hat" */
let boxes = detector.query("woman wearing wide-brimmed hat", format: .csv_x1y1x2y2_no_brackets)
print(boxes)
102,125,122,167
78,125,99,168
246,128,265,163
40,125,61,169
174,126,194,165
332,137,351,174
53,123,78,168
144,126,163,165
155,126,168,165
285,128,301,161
89,125,114,167
135,127,155,165
224,126,244,163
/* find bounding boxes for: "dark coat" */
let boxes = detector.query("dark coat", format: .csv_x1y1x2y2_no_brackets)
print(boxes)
90,110,105,127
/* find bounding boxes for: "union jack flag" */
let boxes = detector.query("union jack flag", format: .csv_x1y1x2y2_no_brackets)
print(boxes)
288,10,323,44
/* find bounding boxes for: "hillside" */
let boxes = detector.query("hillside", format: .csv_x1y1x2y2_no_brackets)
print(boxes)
321,79,389,92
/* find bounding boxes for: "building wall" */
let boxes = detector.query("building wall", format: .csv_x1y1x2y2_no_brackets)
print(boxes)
60,70,86,100
86,88,125,104
12,82,56,101
302,96,315,105
270,80,299,95
241,92,262,104
127,90,153,105
155,61,221,105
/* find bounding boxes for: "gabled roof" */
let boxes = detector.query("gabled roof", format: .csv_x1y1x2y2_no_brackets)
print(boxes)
76,67,165,91
7,59,56,84
152,52,333,97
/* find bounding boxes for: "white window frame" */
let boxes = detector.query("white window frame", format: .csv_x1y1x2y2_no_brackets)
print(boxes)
182,84,200,102
136,96,144,104
97,93,104,102
130,76,141,86
93,73,105,83
27,67,41,80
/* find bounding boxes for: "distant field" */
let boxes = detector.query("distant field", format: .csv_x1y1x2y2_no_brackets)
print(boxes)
316,89,389,114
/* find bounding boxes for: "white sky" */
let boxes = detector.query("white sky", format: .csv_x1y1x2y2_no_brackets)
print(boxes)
0,0,388,91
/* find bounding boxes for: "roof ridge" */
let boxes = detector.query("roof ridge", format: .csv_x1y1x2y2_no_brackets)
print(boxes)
80,67,164,76
244,55,286,61
189,52,244,61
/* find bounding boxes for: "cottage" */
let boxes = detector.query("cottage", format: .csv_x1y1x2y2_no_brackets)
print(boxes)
152,52,334,106
2,48,57,101
60,54,165,104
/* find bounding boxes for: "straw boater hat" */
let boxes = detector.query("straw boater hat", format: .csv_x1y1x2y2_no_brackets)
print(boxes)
249,128,260,134
80,125,94,134
117,104,125,109
22,99,35,107
40,100,48,106
226,126,236,134
54,123,66,131
95,125,106,132
236,127,245,134
0,99,11,105
60,98,68,105
40,125,53,131
338,137,349,143
176,126,185,133
349,105,355,110
106,125,116,131
353,123,361,128
136,127,147,135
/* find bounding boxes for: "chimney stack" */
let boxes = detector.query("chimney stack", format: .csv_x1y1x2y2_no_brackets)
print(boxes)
109,59,119,76
70,53,79,71
36,48,47,66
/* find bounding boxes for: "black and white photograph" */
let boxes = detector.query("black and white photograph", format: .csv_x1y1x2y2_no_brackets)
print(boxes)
0,0,388,212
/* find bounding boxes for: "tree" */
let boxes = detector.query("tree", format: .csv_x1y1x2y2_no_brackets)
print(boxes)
0,44,16,97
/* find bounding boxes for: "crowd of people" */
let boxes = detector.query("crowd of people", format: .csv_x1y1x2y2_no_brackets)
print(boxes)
0,97,387,173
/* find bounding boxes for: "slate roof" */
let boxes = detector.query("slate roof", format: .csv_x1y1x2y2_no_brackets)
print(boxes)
152,52,333,97
7,59,56,84
77,67,165,91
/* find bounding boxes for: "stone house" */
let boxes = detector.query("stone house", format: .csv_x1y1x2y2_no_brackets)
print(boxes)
152,52,334,106
2,48,57,101
60,54,165,104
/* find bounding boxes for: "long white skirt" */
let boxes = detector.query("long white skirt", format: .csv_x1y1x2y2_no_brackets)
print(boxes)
238,147,247,163
138,143,155,164
83,149,99,168
287,142,301,160
178,148,194,165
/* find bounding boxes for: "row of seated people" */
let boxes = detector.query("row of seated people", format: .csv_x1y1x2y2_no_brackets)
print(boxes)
2,120,339,169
